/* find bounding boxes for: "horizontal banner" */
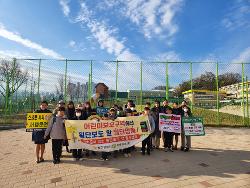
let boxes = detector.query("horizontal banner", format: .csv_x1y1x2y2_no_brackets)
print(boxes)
65,115,151,152
182,117,205,136
26,113,52,131
159,113,181,133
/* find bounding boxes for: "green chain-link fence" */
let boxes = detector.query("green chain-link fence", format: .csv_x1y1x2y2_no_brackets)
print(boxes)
0,58,249,126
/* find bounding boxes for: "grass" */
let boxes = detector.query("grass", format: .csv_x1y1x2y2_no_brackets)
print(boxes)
193,108,250,127
0,114,26,125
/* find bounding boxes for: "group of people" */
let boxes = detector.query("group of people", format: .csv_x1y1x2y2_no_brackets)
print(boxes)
32,99,192,164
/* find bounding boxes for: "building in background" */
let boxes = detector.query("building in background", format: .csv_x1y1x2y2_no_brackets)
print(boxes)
220,81,250,99
182,89,226,108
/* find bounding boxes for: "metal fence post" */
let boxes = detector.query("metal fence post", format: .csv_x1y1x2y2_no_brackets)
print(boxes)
37,59,41,97
64,59,68,102
242,63,245,126
166,62,169,100
216,62,220,126
190,62,193,111
140,62,143,112
88,73,91,101
115,60,119,102
246,76,249,126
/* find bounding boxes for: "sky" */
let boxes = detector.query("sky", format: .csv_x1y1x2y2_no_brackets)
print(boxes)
0,0,250,92
0,0,250,62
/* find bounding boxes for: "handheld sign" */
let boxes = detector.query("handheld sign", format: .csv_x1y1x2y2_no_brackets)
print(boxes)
96,107,109,117
159,113,181,133
182,117,205,136
26,113,52,132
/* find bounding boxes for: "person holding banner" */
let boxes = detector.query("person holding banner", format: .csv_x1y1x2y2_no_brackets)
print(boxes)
72,108,84,161
44,107,67,164
64,101,76,153
172,102,181,150
100,107,118,161
151,100,161,149
83,101,97,157
32,101,52,163
163,108,174,152
141,107,155,155
180,101,192,152
123,108,133,157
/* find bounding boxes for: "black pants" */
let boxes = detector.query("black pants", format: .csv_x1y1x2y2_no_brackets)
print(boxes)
101,152,109,159
52,139,63,162
142,135,151,153
72,149,82,158
163,132,173,148
123,147,131,154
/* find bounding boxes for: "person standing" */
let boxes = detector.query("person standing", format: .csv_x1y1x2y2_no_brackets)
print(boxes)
32,101,52,163
44,107,67,164
72,108,84,161
151,100,161,149
172,102,181,150
141,107,155,155
163,108,174,152
180,101,192,152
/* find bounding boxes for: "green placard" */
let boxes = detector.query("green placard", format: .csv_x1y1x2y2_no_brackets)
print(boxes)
182,117,205,136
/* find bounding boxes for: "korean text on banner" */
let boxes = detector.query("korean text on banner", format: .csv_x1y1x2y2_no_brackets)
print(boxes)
65,115,151,152
182,117,205,136
26,113,52,131
159,113,181,133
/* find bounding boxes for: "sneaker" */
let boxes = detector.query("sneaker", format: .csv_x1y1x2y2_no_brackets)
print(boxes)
39,158,45,162
181,147,185,151
72,158,77,161
184,147,189,152
164,148,168,152
168,148,174,152
124,153,128,158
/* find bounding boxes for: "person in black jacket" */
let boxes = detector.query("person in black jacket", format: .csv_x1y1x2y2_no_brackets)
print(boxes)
72,108,84,161
64,101,75,153
32,101,52,163
172,102,181,150
180,101,192,152
83,101,97,157
151,100,161,149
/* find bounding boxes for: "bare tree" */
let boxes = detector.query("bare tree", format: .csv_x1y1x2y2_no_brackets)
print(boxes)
0,59,28,109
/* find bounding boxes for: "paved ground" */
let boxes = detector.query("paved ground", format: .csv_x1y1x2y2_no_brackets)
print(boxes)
0,127,250,188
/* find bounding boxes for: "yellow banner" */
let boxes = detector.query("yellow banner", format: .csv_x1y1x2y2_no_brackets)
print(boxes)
65,115,151,152
26,113,52,131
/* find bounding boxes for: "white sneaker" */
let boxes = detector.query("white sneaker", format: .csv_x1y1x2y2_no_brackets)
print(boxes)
124,153,128,158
